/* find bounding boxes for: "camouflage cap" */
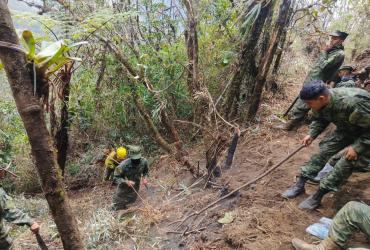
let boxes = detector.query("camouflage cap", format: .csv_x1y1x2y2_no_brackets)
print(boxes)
329,30,348,40
128,145,142,160
339,65,353,72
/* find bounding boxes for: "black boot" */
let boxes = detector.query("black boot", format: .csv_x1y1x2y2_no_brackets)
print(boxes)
298,188,329,210
282,176,306,199
274,119,301,131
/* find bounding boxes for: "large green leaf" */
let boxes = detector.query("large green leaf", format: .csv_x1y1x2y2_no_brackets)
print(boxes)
46,56,82,77
35,40,67,64
46,57,72,77
0,63,3,70
22,30,36,59
69,41,89,48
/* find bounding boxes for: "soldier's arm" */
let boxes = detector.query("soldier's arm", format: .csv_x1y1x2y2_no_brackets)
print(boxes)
113,165,125,185
0,189,34,227
113,160,130,184
349,102,370,154
320,50,344,73
309,116,330,139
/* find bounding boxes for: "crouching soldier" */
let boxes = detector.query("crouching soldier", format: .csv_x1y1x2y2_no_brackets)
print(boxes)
292,201,370,250
104,146,127,181
0,170,40,249
335,65,356,88
282,82,370,210
112,146,149,211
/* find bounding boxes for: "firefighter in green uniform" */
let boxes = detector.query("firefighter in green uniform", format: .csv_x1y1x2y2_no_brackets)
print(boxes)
279,30,348,131
0,170,40,249
292,201,370,250
282,82,370,210
335,65,356,88
112,146,149,211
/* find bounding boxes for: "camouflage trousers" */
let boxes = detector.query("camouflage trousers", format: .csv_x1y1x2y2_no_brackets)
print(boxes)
300,131,370,192
0,222,13,250
329,201,370,248
289,97,310,122
104,168,115,181
112,183,139,211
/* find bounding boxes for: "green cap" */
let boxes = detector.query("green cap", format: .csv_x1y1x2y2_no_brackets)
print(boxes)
329,30,348,40
339,65,353,72
128,145,142,160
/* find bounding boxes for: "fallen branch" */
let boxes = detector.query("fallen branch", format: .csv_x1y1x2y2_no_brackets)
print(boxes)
169,145,305,228
166,226,206,235
0,162,19,178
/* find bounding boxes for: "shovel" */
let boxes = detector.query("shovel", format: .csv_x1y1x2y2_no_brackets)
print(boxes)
35,233,48,250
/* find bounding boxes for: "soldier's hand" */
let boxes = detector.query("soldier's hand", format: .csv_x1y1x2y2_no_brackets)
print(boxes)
30,222,40,234
345,146,358,161
302,135,313,146
142,178,148,186
126,180,135,187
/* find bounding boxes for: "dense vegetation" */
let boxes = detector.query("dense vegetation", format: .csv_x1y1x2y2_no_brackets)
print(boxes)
0,0,369,248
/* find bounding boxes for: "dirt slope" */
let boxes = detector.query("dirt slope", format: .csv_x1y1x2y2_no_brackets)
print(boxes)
12,84,370,250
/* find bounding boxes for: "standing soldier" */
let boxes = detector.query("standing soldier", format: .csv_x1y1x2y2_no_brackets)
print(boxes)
278,30,348,131
112,146,149,211
335,65,356,88
104,146,127,181
282,82,370,210
0,170,40,249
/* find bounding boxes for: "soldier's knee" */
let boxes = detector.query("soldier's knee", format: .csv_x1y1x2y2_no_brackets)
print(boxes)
344,201,362,212
338,201,361,219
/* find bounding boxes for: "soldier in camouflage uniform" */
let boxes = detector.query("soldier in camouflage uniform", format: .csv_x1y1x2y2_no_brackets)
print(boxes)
0,170,40,249
292,201,370,250
282,82,370,210
335,65,357,88
112,146,149,211
279,30,348,131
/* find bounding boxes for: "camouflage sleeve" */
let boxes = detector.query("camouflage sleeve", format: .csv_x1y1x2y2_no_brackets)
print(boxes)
142,159,149,177
0,189,34,227
113,165,126,185
319,50,344,73
349,101,370,154
309,114,330,138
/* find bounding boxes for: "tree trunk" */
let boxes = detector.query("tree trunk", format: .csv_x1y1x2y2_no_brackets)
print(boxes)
0,2,84,249
55,64,72,176
246,0,292,121
183,0,200,96
272,5,293,75
223,132,239,169
223,0,273,119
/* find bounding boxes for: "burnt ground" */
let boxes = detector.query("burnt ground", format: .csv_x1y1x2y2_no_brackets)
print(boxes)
12,83,370,250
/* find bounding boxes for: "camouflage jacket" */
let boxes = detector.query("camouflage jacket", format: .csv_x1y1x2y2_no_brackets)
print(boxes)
304,45,345,84
0,187,34,235
336,76,357,88
113,158,149,185
309,88,370,154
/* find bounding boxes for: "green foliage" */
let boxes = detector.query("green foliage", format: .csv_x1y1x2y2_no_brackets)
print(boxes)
240,2,261,38
67,163,81,176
